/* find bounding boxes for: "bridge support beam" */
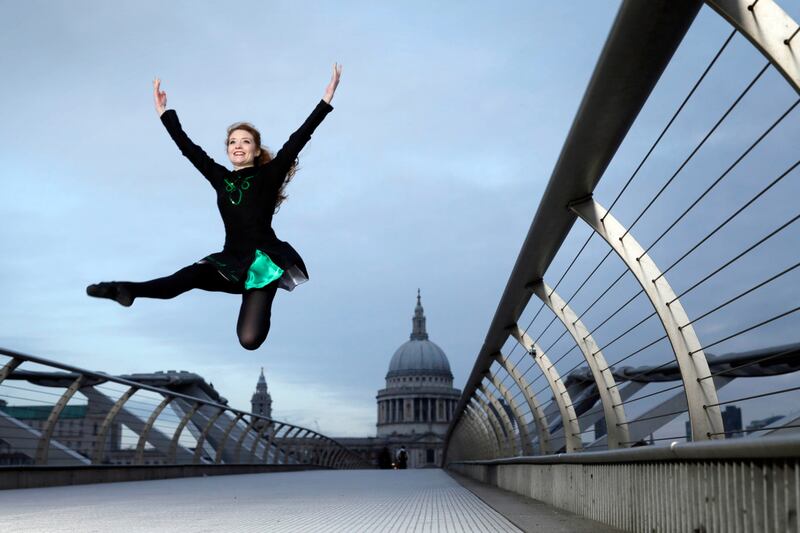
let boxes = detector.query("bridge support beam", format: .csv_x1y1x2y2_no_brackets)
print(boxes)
571,198,724,441
511,327,582,452
494,351,551,454
488,373,534,455
532,282,630,448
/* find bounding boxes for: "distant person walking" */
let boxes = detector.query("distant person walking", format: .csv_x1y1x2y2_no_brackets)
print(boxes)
87,64,342,351
396,446,409,469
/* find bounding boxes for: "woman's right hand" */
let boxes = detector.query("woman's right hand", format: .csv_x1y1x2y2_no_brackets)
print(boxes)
153,77,167,116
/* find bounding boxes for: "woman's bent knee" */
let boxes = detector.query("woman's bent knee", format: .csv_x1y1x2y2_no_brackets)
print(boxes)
238,330,268,351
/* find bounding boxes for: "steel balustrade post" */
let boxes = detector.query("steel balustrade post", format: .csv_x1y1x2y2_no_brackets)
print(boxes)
324,439,339,468
463,403,491,458
91,385,139,464
488,373,534,455
248,423,271,463
572,198,724,440
36,375,84,465
493,351,551,454
214,412,245,464
467,403,499,459
532,281,631,448
313,435,328,467
318,437,332,467
233,416,259,464
468,399,503,458
478,383,518,457
136,396,174,465
286,427,306,464
263,422,283,464
705,0,800,94
459,420,482,461
192,407,226,464
475,393,513,457
276,426,299,464
168,402,201,464
331,448,344,469
287,429,310,464
511,326,583,451
459,412,487,460
0,357,22,385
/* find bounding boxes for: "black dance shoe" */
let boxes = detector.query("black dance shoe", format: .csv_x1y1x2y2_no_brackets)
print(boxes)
86,282,134,307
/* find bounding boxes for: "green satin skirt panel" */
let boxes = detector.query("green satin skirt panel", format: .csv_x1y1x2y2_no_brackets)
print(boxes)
244,249,285,290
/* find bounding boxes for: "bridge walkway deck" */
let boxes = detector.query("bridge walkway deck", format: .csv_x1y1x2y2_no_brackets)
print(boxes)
0,469,620,532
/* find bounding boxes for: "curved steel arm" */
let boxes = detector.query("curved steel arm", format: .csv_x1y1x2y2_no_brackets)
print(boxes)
706,0,800,94
248,423,271,463
36,375,84,465
215,413,245,464
92,385,139,464
571,198,724,440
472,396,508,458
192,407,226,464
0,357,21,385
478,383,518,456
461,408,493,460
233,417,259,464
169,402,201,463
466,402,500,458
532,281,630,448
511,326,583,452
136,396,173,465
487,373,534,455
493,351,551,454
263,422,283,464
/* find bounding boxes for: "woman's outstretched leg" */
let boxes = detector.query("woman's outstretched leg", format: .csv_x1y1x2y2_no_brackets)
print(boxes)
236,284,279,350
87,263,235,306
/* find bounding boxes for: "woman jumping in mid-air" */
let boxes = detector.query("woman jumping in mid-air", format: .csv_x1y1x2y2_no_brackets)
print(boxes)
88,64,342,350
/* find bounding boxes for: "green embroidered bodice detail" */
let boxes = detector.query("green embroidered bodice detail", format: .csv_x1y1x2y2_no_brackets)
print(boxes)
224,174,254,205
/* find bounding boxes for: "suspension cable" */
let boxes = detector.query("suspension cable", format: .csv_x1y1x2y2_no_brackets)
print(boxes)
682,260,800,328
658,160,800,283
640,98,800,257
604,29,738,216
670,211,800,301
620,62,771,240
689,306,800,355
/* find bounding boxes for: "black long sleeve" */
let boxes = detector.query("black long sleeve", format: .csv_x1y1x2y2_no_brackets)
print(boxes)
271,100,334,176
160,110,226,187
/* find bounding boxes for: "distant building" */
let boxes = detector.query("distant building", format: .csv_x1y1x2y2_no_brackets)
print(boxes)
251,367,273,429
721,405,743,438
747,415,783,435
0,400,119,465
595,418,607,440
337,291,462,468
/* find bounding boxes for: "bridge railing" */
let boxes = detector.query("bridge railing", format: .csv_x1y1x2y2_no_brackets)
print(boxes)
445,0,799,463
0,348,368,470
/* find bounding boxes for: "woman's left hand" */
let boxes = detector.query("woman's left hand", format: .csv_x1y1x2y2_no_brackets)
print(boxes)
322,63,342,104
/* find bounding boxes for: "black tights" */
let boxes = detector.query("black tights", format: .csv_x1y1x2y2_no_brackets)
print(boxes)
127,263,279,350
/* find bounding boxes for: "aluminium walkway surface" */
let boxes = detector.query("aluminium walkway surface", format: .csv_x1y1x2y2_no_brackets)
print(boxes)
0,469,620,532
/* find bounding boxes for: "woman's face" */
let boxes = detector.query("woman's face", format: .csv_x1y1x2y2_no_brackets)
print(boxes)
227,129,261,169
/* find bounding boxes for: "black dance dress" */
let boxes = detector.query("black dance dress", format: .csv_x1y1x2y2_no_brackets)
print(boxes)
160,100,333,292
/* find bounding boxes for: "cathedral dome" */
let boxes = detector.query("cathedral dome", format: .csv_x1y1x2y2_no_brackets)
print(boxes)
386,291,453,379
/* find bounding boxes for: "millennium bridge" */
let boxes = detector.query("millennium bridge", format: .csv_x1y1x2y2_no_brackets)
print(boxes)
2,1,800,531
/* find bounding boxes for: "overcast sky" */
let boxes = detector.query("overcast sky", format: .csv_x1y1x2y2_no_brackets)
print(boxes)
2,1,799,438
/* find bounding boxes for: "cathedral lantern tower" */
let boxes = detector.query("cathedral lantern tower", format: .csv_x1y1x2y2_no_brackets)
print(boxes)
251,367,273,422
375,290,461,467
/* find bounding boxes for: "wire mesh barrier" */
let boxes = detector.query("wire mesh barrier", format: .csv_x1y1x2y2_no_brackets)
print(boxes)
0,348,367,471
444,0,800,530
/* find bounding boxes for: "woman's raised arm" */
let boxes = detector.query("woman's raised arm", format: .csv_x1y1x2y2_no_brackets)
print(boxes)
153,77,167,117
322,63,342,104
272,64,342,173
154,78,225,184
